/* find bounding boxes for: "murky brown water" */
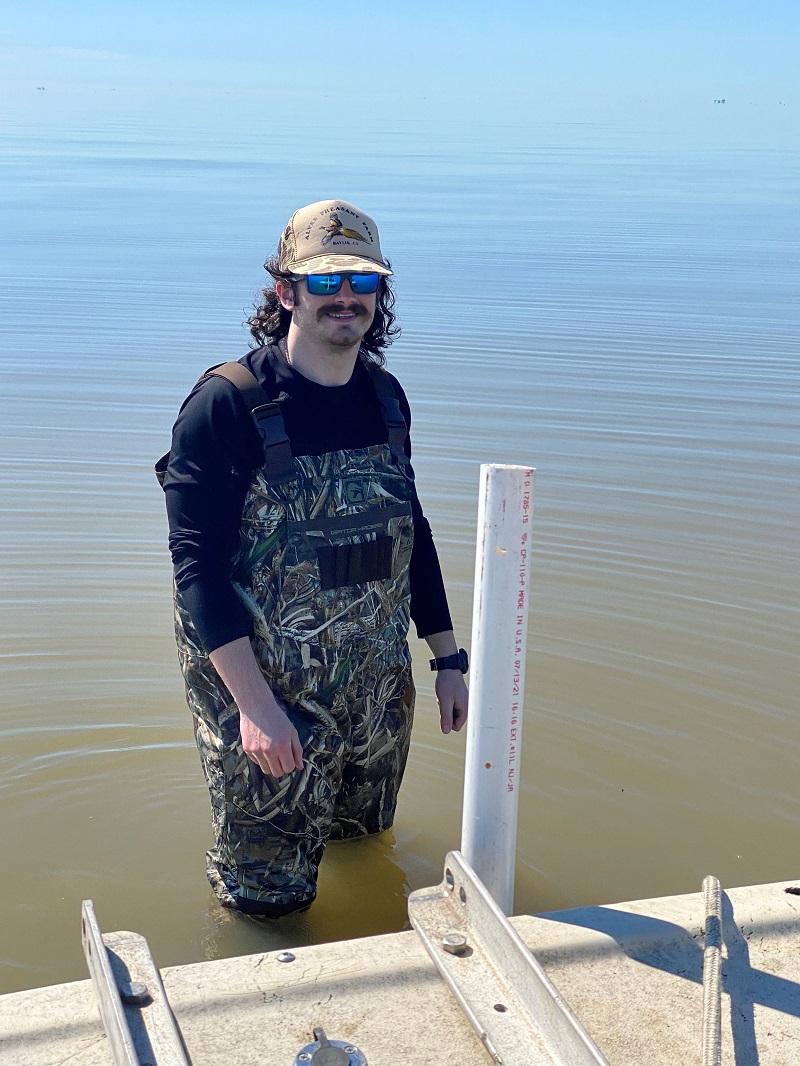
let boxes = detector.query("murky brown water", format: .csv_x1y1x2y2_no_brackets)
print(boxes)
1,93,798,994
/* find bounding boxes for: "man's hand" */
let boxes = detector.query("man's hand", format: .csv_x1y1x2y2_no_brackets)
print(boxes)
424,629,469,735
435,669,469,735
209,635,304,777
239,697,304,778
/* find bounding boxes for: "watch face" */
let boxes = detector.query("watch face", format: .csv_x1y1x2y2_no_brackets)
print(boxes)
458,648,469,673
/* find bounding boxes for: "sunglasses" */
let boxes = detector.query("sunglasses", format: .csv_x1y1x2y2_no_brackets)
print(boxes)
295,272,381,296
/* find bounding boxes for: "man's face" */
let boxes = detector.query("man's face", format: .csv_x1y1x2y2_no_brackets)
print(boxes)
278,276,377,350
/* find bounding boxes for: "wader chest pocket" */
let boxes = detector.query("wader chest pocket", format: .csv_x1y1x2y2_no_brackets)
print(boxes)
286,502,412,592
317,536,393,590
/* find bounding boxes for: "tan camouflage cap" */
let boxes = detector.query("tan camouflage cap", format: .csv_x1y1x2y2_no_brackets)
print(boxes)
278,200,393,276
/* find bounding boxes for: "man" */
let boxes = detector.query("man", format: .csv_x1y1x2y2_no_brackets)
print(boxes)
161,199,468,917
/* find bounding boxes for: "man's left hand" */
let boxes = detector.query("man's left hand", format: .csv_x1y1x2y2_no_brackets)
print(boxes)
436,670,469,734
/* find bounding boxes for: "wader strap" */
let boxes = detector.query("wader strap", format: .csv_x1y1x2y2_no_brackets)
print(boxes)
370,368,412,477
157,360,408,489
207,361,272,411
207,363,298,486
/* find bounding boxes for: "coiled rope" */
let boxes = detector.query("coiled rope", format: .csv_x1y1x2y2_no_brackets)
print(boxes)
702,875,723,1066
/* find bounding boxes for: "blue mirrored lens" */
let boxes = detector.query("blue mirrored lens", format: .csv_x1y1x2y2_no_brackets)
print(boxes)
306,274,343,294
348,273,380,293
305,273,380,295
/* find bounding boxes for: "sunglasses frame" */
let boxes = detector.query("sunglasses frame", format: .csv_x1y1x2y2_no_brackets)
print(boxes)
292,272,381,296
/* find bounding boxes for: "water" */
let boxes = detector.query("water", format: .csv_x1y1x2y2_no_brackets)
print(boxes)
1,88,798,995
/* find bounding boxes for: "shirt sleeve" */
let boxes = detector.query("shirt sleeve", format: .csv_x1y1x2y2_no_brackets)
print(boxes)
394,383,454,638
409,505,454,637
162,376,260,654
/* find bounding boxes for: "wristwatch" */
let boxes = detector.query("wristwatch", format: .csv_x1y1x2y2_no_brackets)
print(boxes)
429,648,469,674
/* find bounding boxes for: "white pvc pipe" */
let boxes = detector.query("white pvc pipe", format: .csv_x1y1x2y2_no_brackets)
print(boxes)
461,463,535,915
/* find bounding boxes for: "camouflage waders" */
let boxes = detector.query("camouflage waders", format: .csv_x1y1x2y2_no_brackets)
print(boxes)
174,441,415,914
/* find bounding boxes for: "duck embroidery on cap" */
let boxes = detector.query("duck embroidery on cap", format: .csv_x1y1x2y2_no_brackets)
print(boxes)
321,214,369,245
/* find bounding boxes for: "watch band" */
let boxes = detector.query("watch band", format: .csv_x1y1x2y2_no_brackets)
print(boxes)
429,648,469,673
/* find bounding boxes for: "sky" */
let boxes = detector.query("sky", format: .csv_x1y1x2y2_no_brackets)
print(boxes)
1,0,797,115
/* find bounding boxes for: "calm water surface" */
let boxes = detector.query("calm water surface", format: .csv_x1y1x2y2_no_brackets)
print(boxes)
1,90,798,994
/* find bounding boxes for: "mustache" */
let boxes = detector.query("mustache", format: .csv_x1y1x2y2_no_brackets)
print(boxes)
318,302,368,317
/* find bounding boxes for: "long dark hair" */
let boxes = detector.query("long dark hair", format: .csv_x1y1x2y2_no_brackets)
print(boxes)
246,255,400,367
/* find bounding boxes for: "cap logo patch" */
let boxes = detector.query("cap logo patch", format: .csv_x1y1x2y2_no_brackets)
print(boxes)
321,213,369,246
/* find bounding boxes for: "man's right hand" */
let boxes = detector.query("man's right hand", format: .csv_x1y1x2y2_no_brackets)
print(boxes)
208,635,304,778
239,698,304,778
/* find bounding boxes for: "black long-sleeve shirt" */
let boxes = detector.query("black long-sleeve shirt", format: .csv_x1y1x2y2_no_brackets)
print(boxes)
162,346,452,654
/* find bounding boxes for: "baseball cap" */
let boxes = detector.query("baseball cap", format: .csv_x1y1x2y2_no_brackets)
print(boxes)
277,200,392,277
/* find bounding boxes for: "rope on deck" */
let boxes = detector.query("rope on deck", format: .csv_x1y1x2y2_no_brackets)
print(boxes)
702,875,723,1066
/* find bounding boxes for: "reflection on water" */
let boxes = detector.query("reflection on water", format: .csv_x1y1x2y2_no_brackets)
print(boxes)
1,91,798,993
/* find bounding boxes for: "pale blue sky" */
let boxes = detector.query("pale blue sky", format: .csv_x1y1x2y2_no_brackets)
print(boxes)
1,1,797,114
